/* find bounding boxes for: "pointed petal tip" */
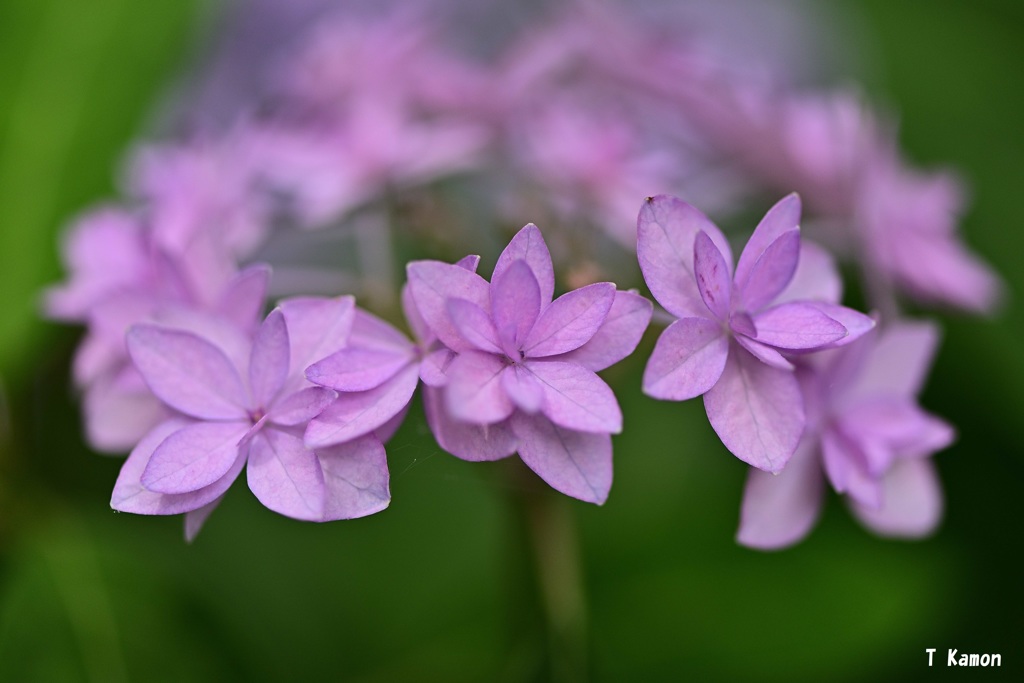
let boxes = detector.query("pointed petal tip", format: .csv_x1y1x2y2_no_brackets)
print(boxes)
513,414,613,504
510,222,546,246
774,192,802,220
704,351,804,473
454,254,481,272
810,303,877,349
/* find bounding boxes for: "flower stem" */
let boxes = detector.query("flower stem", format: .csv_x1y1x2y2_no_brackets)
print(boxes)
526,491,588,683
506,462,589,683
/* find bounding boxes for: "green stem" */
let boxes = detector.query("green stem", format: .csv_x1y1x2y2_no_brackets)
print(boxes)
526,492,588,683
506,462,588,682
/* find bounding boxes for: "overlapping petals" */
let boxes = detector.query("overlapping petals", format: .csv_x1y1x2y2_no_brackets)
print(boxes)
737,321,954,549
112,297,390,537
404,224,651,503
304,307,421,448
38,2,987,553
638,194,874,472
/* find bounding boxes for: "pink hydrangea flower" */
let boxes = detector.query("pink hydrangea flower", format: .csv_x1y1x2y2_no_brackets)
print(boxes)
44,207,154,323
75,264,267,454
249,10,488,228
856,148,1003,313
402,224,651,504
110,296,390,539
127,131,270,260
44,205,266,452
509,99,678,246
737,320,955,549
638,194,874,472
250,101,486,227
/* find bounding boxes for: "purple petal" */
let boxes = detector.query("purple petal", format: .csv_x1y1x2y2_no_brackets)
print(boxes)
901,413,954,462
306,346,415,391
527,361,622,434
551,290,652,372
168,230,236,306
849,459,943,538
845,321,940,399
703,345,804,473
184,497,223,542
45,207,148,321
217,264,270,332
447,298,502,353
304,363,420,447
247,429,325,521
141,420,251,494
268,386,338,426
372,402,410,443
751,301,848,350
821,428,881,509
736,438,824,550
444,350,514,425
693,231,732,321
83,375,166,454
491,259,541,354
889,229,1003,312
512,412,612,504
349,307,416,353
637,195,733,318
734,335,795,370
502,364,545,413
127,325,248,420
423,388,518,462
737,229,801,312
111,419,247,515
523,282,615,357
419,348,454,387
249,309,290,408
643,317,729,400
728,311,757,338
792,302,875,349
317,436,391,520
455,254,481,272
401,282,433,344
734,193,801,292
492,223,555,307
771,240,842,305
73,327,123,388
111,419,188,510
279,296,355,391
406,260,491,352
839,399,954,471
149,308,252,376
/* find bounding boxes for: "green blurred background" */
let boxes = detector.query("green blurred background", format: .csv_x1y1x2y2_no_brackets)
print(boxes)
0,1,1021,681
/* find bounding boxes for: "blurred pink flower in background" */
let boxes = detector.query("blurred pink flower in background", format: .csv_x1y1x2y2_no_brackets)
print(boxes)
738,320,954,549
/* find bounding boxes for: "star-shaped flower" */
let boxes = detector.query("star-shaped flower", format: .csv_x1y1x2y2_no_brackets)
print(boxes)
403,224,652,503
110,297,390,538
638,193,874,472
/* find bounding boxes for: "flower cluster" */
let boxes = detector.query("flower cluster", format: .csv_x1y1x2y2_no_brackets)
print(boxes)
44,2,987,546
96,223,647,535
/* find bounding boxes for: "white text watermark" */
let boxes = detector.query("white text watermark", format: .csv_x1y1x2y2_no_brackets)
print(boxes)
926,648,1002,667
